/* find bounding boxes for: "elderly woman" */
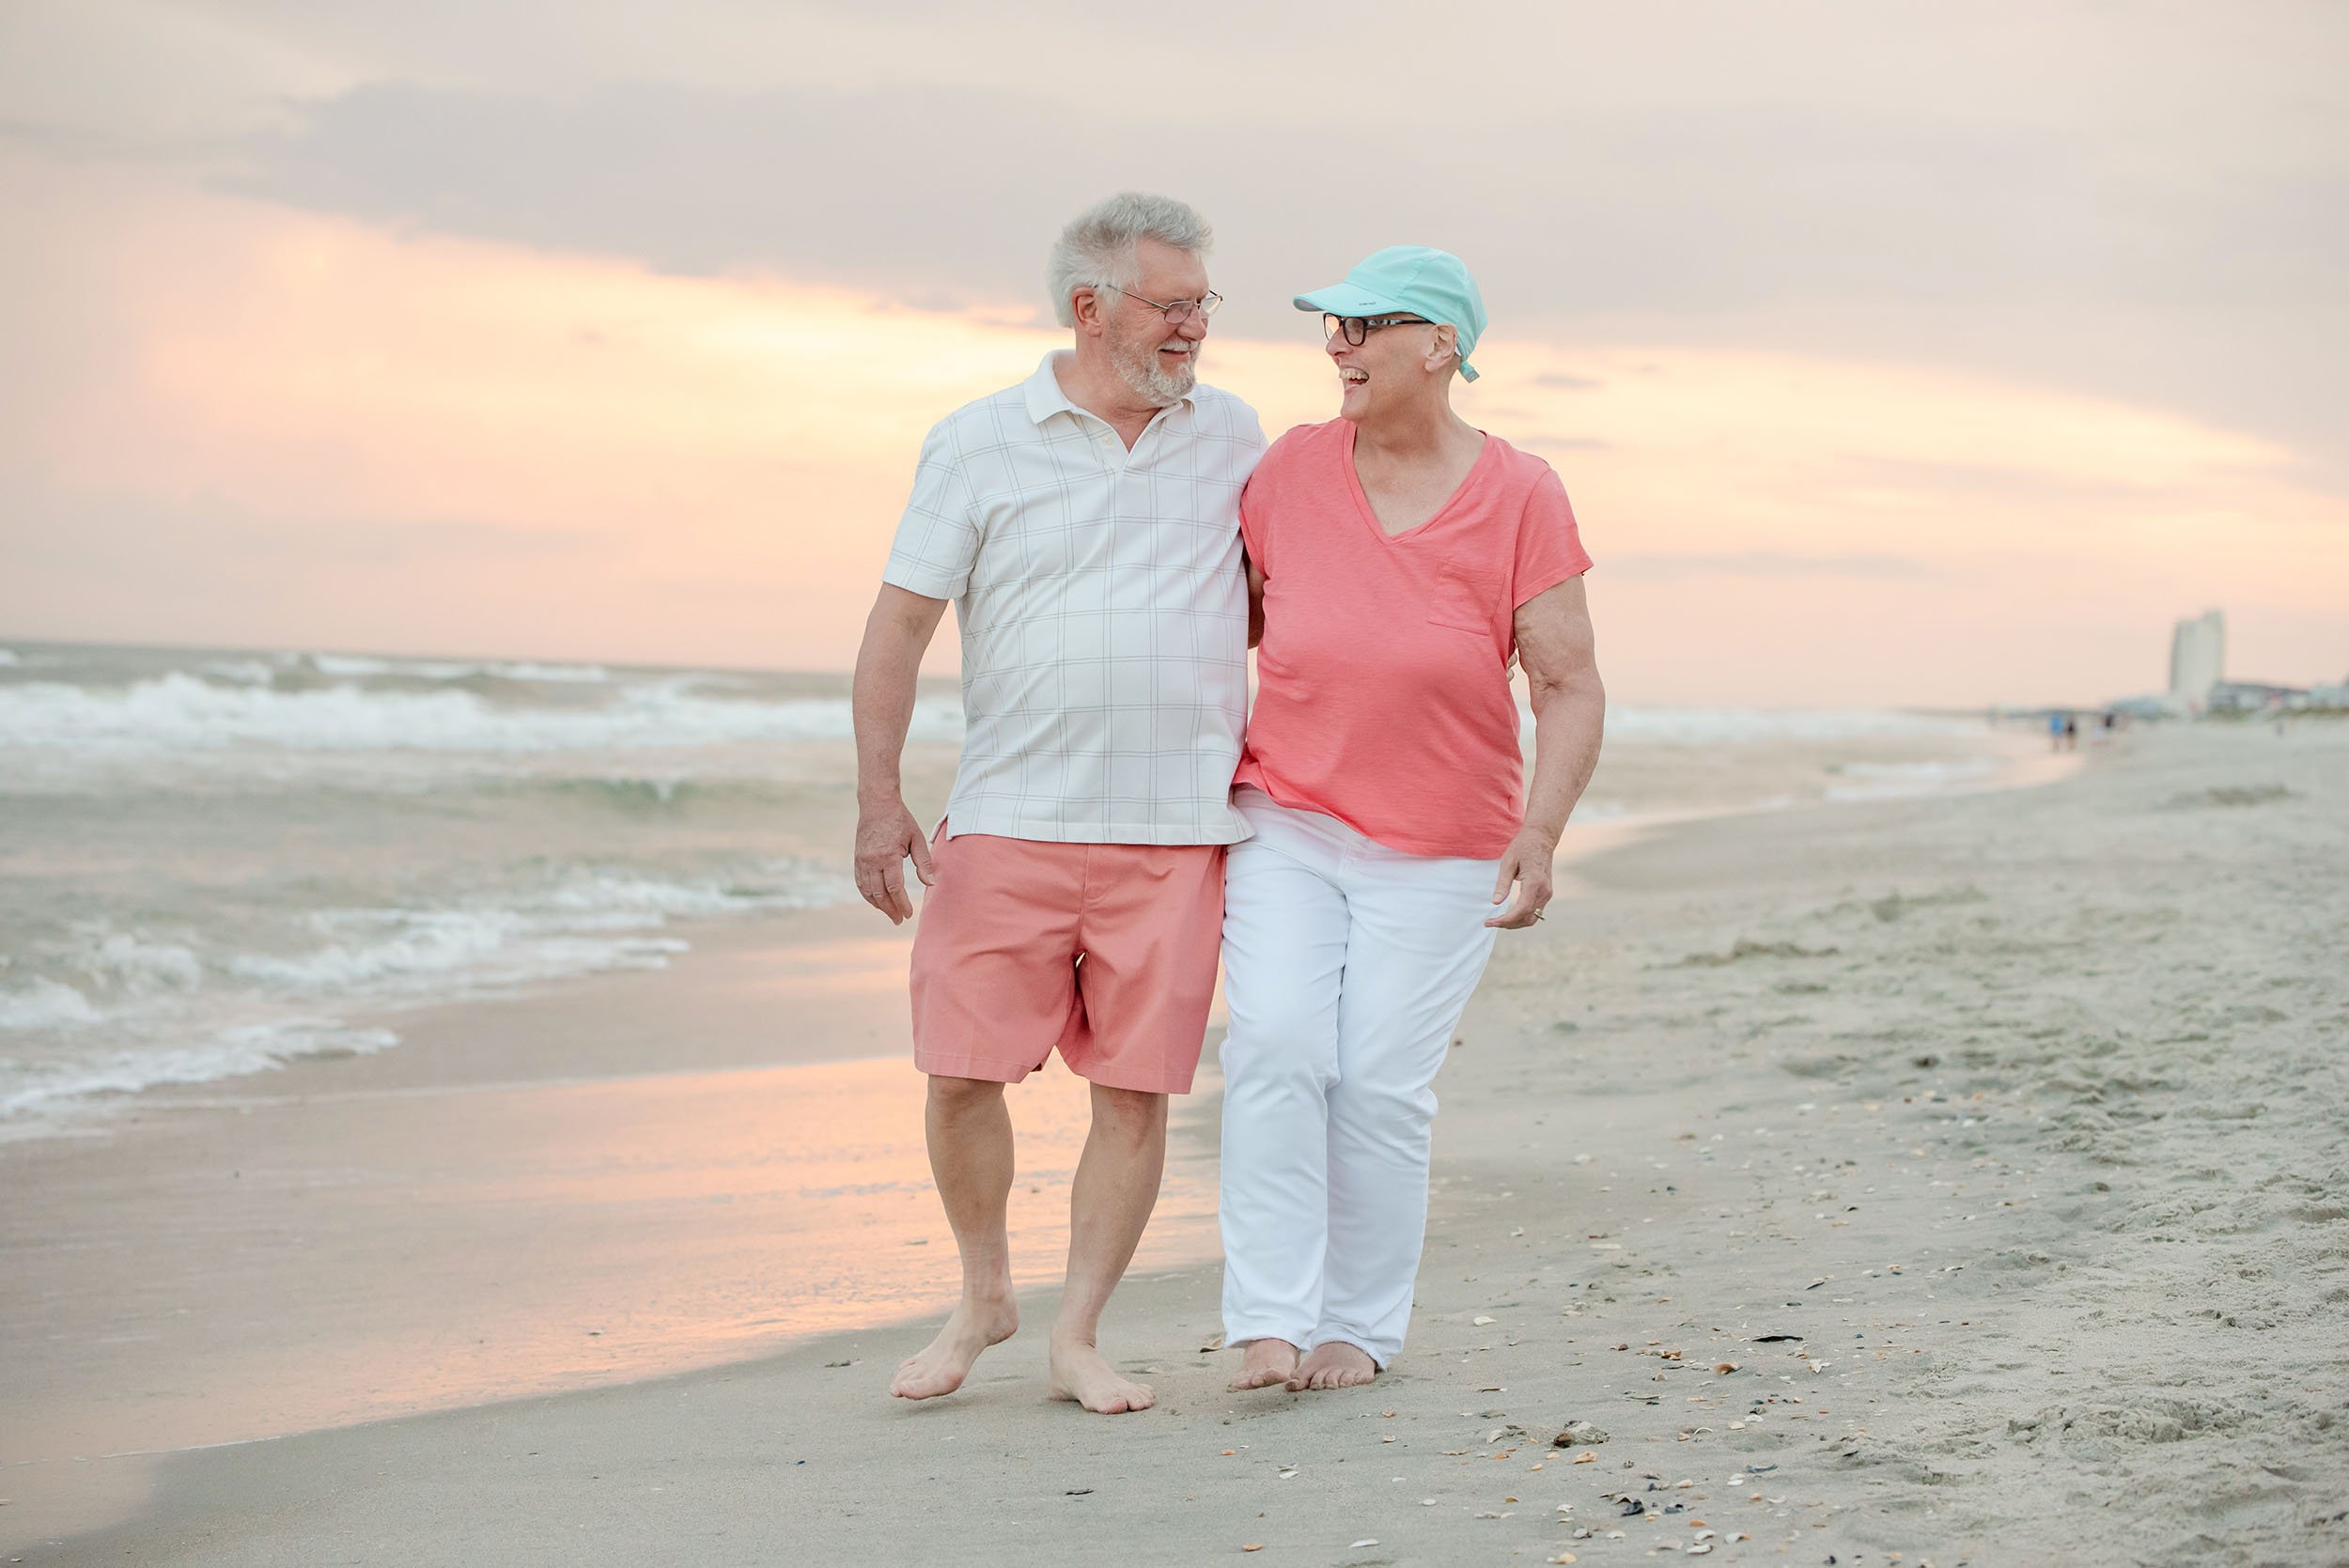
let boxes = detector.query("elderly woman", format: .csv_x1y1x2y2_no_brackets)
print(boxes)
1221,247,1607,1391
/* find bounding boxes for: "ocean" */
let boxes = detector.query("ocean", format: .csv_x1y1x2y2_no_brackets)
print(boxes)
0,639,2024,1138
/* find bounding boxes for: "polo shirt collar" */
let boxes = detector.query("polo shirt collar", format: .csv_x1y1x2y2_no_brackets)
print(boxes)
1023,350,1195,427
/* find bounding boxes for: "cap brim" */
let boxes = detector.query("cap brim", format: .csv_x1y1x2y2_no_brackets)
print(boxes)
1292,284,1408,316
1297,283,1483,381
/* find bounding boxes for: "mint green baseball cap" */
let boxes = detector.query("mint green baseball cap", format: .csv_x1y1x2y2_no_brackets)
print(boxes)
1294,245,1488,381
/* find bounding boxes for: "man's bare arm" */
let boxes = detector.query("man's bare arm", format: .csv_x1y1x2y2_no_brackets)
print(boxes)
852,584,951,924
1486,576,1605,929
1245,551,1266,650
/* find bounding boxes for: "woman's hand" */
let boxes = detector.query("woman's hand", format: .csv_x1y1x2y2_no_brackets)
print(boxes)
1485,824,1560,929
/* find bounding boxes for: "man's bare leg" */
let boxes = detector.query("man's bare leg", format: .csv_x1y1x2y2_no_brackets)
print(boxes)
1230,1337,1301,1390
1048,1082,1167,1414
892,1075,1019,1401
1286,1340,1378,1391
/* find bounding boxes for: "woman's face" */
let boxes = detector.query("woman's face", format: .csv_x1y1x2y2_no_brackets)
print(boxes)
1325,314,1443,421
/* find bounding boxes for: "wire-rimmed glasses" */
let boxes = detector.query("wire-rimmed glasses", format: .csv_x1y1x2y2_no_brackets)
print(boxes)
1118,288,1224,325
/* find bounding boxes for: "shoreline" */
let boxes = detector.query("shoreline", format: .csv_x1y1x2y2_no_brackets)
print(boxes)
1,707,2048,1148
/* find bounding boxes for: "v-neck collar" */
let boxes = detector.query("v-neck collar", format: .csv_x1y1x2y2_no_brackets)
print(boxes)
1340,419,1493,545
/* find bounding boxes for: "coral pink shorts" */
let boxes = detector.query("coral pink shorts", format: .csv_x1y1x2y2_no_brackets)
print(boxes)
909,830,1225,1095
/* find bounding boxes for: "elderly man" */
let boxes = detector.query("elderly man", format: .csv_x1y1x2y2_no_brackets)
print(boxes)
851,192,1264,1414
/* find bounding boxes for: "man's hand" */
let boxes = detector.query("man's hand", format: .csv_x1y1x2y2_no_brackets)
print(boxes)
850,584,950,924
856,800,938,924
1485,824,1560,930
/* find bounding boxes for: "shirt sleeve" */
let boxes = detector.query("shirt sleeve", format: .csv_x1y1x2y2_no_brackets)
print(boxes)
880,419,981,600
1237,469,1269,577
1510,467,1594,608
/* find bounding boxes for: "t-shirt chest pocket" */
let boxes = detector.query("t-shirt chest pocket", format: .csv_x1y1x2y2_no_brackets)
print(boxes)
1426,558,1502,636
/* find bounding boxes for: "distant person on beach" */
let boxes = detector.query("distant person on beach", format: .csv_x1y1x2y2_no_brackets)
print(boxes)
850,193,1262,1415
1220,247,1606,1392
2049,711,2066,753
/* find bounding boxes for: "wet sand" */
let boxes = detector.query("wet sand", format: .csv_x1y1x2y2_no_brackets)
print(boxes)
9,723,2346,1565
0,908,1220,1549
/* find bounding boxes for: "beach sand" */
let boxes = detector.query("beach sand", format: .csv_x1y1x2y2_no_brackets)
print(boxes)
8,722,2345,1566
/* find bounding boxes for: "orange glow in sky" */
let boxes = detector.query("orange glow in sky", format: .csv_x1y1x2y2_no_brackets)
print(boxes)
4,153,2343,706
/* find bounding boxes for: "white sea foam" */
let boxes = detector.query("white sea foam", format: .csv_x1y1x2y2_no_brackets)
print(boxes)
0,1021,399,1123
0,673,965,753
1832,759,1998,781
8,662,1976,761
1599,706,1986,744
73,927,205,993
0,648,20,666
229,863,848,998
0,978,104,1031
1823,757,1998,801
198,660,279,685
0,860,854,1130
226,910,687,994
309,653,614,683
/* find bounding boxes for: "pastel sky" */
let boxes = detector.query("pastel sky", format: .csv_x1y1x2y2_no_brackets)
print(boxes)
3,1,2344,706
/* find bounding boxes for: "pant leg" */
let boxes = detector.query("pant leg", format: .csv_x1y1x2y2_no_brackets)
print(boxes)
1217,797,1350,1351
1315,846,1501,1365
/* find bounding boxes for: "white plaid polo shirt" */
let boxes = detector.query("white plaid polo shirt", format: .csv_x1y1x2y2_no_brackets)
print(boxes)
882,351,1266,845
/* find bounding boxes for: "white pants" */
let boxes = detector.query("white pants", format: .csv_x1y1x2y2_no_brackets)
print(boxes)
1218,787,1501,1366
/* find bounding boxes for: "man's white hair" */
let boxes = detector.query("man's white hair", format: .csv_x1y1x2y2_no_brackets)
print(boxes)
1047,192,1213,328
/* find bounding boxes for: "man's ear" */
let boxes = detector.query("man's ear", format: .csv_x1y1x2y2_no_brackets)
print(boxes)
1073,287,1109,337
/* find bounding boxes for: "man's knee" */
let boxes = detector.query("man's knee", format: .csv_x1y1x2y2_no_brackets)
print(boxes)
927,1073,1008,1118
1090,1083,1168,1143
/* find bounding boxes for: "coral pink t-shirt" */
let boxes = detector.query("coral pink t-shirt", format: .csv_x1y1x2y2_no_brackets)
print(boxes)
1234,420,1593,859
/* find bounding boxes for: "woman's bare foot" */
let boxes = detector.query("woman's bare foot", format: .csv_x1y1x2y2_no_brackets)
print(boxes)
1047,1335,1156,1414
1229,1337,1301,1390
890,1296,1019,1401
1286,1340,1378,1391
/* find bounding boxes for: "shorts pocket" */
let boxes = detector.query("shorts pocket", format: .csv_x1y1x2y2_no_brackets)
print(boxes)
1427,559,1501,635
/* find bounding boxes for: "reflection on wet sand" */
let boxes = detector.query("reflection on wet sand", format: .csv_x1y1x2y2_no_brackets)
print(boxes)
2,1050,1219,1482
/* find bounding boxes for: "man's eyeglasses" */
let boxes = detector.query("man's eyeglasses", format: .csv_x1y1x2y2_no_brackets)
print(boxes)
1324,313,1432,346
1118,287,1223,325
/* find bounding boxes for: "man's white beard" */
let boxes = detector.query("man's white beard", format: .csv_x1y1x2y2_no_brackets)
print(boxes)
1112,334,1196,408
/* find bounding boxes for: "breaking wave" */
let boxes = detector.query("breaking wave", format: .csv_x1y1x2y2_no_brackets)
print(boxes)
0,674,964,753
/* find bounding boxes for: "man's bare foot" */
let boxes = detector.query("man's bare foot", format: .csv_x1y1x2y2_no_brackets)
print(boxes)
1229,1337,1300,1390
1286,1340,1378,1391
1047,1335,1156,1414
890,1297,1019,1401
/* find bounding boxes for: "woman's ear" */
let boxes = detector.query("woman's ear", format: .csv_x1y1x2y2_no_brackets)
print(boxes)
1427,323,1458,372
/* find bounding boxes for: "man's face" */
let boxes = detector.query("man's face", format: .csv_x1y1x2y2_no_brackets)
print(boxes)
1101,238,1211,407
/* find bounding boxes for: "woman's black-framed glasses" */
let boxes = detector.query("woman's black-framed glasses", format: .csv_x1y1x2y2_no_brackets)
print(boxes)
1324,312,1432,346
1118,287,1223,325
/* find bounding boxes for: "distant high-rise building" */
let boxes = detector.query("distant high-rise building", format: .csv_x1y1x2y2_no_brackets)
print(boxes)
2169,609,2225,709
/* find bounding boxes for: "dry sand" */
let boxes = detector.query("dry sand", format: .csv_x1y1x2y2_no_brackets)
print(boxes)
10,722,2346,1567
